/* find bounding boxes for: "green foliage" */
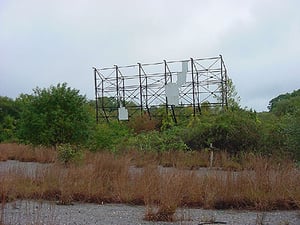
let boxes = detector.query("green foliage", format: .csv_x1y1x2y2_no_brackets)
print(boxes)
183,110,261,153
267,89,300,160
0,96,20,120
268,89,300,116
0,115,16,141
160,114,175,131
226,78,241,109
0,96,20,142
256,113,286,155
282,111,300,160
57,143,83,164
17,83,93,147
88,121,132,151
216,110,260,151
0,80,298,161
127,128,188,152
183,120,212,150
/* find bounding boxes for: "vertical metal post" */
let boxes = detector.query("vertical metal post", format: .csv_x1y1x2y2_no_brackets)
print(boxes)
191,58,196,116
224,67,228,109
122,77,125,107
138,63,143,115
220,55,225,108
145,68,148,110
145,72,151,119
94,68,99,124
115,65,120,108
171,105,177,123
164,60,168,115
101,76,109,123
196,70,201,114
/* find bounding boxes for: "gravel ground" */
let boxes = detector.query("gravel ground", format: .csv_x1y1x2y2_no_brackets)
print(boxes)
0,160,51,177
1,200,299,225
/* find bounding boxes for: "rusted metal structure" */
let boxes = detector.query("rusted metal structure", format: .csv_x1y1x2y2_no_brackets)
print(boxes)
93,55,228,123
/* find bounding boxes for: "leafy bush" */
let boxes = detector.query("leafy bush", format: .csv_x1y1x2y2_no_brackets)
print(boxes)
182,110,261,154
0,96,20,142
182,121,212,150
127,129,188,152
0,115,16,142
266,89,300,160
282,111,300,160
57,144,83,164
88,121,132,151
17,83,93,147
268,89,300,116
212,110,261,153
257,113,287,156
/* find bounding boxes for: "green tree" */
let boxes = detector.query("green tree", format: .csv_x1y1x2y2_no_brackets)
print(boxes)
226,78,241,110
182,109,261,153
257,112,286,156
266,89,300,160
88,121,131,151
268,89,300,116
282,110,300,160
0,96,20,142
17,83,93,147
211,110,261,153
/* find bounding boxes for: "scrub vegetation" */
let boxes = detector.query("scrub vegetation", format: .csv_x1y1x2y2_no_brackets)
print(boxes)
0,83,299,222
0,144,299,222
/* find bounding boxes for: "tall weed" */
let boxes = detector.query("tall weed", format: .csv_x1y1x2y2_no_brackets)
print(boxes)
0,144,299,221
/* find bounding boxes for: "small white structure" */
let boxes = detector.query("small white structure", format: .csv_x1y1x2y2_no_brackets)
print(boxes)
177,71,186,86
165,83,179,106
118,106,128,120
182,61,188,74
176,61,188,86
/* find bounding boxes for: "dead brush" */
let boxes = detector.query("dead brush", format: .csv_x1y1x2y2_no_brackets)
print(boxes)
128,150,159,168
159,150,209,169
143,168,185,222
0,145,299,221
81,152,133,203
0,143,56,163
0,182,7,225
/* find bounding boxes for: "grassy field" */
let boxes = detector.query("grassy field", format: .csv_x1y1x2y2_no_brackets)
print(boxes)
0,143,299,222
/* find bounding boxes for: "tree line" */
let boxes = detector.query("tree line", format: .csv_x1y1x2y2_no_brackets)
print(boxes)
0,83,299,161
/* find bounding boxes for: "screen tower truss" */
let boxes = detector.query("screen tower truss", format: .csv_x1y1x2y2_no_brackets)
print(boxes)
94,55,228,123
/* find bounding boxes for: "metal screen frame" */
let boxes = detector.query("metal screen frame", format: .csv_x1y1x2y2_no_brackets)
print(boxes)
94,55,228,123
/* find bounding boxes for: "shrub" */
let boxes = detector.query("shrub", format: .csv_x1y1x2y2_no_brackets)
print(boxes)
128,113,160,133
182,121,212,150
88,121,132,151
127,129,188,152
182,110,261,154
280,111,300,161
0,96,20,142
17,83,93,147
57,144,83,164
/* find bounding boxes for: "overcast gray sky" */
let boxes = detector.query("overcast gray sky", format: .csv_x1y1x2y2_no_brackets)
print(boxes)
1,0,299,111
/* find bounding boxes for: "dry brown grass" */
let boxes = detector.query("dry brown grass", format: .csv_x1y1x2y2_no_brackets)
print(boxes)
0,143,56,163
129,150,210,169
0,143,299,222
128,113,160,133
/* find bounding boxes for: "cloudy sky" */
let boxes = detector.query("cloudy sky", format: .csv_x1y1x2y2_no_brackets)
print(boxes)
1,0,299,111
